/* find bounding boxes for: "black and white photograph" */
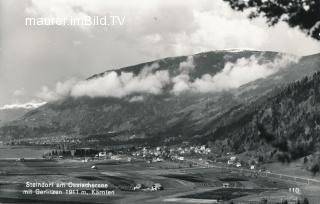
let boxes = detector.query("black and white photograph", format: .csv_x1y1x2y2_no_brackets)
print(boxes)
1,0,320,203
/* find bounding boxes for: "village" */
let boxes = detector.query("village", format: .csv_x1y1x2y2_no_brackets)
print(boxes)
43,144,261,170
1,140,314,204
1,141,314,203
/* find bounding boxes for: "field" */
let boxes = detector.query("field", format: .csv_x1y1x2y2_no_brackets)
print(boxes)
0,147,320,203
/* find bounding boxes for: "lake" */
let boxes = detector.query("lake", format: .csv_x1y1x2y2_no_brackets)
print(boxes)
0,145,51,159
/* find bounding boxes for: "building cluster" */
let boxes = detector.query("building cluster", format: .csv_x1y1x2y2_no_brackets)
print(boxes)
226,155,257,170
129,145,212,162
174,145,212,155
132,183,163,191
227,156,242,167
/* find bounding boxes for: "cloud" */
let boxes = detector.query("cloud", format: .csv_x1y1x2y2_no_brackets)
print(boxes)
71,63,170,98
36,78,77,101
172,54,299,94
12,88,25,97
173,9,266,55
1,0,319,106
129,96,144,102
179,56,195,73
36,54,300,100
172,56,195,94
172,74,192,94
173,6,320,56
0,101,46,110
24,0,320,56
37,63,170,101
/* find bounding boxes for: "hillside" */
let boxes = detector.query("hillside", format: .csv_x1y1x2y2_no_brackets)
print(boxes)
0,109,29,126
0,102,46,126
205,71,320,171
0,50,319,153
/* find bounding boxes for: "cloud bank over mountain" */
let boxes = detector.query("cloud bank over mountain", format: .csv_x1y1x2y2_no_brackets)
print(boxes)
172,54,299,94
37,63,170,100
71,63,170,98
36,53,299,101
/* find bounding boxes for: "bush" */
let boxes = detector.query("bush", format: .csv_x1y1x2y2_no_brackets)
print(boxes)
310,163,320,175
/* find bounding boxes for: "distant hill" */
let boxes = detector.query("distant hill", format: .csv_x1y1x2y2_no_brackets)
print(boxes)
0,102,46,126
0,109,29,126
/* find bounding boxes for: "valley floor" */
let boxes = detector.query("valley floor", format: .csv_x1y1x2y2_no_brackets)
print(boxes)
1,156,320,204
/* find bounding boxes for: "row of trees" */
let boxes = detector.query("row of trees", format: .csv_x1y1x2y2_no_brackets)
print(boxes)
45,148,100,158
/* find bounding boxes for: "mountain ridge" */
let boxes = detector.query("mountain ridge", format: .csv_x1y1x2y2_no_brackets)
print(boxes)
0,50,319,157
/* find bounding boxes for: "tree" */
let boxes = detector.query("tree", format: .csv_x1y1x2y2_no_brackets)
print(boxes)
310,163,320,175
223,0,320,40
303,198,309,204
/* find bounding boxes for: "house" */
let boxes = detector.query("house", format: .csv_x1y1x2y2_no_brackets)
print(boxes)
227,160,234,165
236,162,242,167
133,183,143,191
111,155,121,160
205,148,212,154
222,183,230,188
227,156,237,165
151,183,163,191
152,158,163,162
16,158,25,162
178,156,184,161
98,152,106,157
250,165,255,170
230,156,236,161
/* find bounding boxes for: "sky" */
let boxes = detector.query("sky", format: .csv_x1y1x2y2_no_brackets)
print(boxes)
0,0,320,107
